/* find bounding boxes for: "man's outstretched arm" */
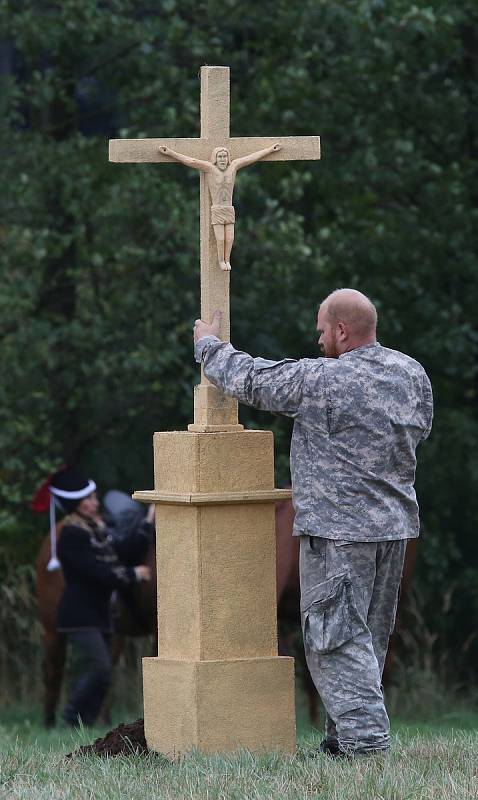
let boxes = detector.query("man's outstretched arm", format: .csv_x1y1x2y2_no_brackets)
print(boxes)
193,312,305,417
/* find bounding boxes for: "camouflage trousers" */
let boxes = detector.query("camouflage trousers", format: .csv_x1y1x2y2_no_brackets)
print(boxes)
299,535,407,754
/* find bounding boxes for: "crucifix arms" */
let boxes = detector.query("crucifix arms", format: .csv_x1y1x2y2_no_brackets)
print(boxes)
158,142,282,274
159,146,211,171
232,142,282,170
158,143,282,173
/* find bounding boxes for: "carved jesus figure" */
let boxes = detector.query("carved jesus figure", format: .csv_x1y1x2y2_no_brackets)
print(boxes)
159,142,282,271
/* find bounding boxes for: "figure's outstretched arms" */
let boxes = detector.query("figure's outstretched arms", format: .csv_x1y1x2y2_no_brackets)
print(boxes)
232,142,282,171
159,146,212,172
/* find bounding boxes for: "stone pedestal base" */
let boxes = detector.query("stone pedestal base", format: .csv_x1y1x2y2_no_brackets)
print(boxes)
143,656,295,757
134,429,296,757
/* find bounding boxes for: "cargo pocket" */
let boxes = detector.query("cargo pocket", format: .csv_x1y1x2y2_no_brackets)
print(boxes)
301,573,364,655
335,698,364,718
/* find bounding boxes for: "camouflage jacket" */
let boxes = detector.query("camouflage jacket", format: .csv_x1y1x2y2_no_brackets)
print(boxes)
195,337,433,541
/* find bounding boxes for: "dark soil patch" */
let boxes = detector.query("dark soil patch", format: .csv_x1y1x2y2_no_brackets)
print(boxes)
67,718,149,758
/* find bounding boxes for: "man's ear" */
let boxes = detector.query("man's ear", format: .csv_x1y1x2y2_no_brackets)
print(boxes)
337,322,347,340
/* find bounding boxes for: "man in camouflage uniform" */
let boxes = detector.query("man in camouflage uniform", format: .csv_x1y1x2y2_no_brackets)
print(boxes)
193,288,433,756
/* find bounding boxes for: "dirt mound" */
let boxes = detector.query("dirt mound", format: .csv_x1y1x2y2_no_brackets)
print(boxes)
67,718,148,758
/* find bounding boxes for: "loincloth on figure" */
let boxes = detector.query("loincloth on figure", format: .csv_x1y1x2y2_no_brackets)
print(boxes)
211,205,235,226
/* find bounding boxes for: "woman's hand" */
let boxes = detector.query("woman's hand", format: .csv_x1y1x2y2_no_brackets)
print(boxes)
135,565,152,582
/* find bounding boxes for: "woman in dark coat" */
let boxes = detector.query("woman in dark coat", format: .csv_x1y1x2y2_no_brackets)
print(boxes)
49,467,150,726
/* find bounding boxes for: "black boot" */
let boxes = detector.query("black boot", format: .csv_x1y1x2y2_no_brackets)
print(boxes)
319,738,342,757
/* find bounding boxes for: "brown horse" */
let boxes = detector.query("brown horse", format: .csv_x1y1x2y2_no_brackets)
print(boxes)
36,501,417,727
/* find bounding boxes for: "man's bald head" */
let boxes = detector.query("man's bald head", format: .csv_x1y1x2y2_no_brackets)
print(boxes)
317,288,377,358
322,289,377,338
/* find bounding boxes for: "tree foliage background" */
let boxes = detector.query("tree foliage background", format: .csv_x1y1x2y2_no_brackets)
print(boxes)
1,1,477,676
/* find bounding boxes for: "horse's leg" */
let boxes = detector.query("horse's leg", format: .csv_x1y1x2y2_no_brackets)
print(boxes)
98,634,125,726
43,630,66,728
303,658,321,728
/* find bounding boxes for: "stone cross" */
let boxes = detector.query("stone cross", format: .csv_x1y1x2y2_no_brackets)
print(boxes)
109,66,320,432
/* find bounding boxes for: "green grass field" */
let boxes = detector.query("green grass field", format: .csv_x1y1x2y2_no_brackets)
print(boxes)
1,705,477,800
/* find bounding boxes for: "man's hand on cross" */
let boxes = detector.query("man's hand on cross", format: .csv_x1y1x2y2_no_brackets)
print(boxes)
194,310,222,343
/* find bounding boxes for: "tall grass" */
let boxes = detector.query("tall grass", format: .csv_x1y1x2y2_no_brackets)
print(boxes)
1,722,477,800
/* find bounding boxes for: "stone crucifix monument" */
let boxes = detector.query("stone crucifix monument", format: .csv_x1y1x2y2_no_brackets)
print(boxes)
159,140,282,271
109,66,320,757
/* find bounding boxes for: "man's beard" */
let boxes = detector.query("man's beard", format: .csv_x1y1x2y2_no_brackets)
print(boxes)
321,335,340,359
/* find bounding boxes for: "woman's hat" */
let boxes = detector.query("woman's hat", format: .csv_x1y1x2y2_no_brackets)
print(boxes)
32,466,96,572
